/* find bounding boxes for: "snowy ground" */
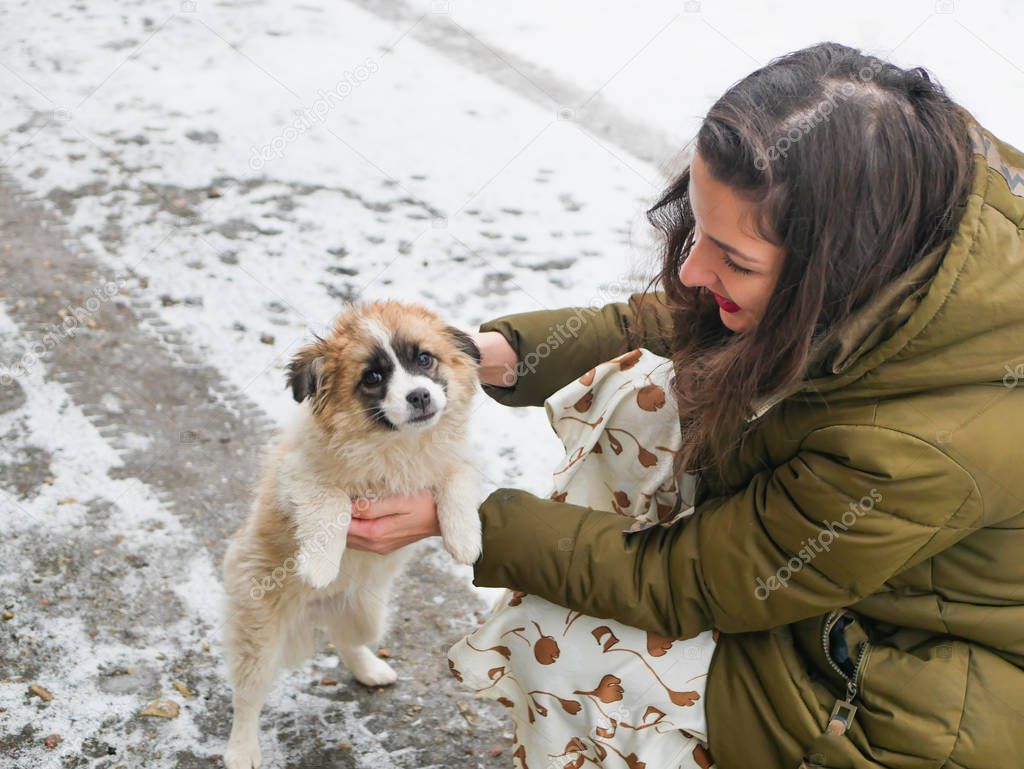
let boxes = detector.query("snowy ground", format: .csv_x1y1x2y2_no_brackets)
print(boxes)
1,0,1021,767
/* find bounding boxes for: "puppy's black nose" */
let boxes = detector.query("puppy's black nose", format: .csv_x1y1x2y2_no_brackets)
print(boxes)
406,388,431,411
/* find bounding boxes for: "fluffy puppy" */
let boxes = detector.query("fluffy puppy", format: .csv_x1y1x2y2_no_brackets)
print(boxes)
221,300,484,769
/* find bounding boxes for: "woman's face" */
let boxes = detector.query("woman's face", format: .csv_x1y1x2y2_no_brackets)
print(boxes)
679,150,786,333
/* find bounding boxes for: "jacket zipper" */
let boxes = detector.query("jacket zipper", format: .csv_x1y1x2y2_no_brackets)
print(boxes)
820,608,871,736
744,376,811,424
744,388,791,423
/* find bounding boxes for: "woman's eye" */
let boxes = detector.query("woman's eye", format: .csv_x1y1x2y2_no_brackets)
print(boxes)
723,253,754,275
362,370,383,386
416,352,434,367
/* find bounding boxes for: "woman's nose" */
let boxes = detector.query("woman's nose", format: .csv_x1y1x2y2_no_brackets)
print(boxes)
678,237,716,289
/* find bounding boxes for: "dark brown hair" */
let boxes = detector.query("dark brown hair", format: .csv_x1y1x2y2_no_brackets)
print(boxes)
641,41,974,479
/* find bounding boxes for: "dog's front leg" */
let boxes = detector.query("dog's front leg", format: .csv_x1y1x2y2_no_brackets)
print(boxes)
292,486,352,589
434,463,484,565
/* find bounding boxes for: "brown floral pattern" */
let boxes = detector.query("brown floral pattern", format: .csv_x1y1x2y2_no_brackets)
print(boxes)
449,349,718,768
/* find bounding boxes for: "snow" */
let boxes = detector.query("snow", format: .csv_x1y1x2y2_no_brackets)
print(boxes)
417,0,1023,146
1,0,1021,765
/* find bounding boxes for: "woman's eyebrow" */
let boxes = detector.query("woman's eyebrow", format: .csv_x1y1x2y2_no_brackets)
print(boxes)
705,233,761,266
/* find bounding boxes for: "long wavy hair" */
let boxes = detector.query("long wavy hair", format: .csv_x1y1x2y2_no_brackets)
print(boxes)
639,41,974,480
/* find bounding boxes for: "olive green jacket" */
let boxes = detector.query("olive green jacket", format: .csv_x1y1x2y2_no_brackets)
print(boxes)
471,109,1024,768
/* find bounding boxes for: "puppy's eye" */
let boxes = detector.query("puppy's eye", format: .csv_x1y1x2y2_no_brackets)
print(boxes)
416,352,434,368
362,370,383,386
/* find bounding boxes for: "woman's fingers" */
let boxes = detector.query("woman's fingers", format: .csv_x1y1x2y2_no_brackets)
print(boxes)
350,496,373,518
347,515,417,555
350,496,383,518
351,494,401,519
347,489,438,554
347,491,439,553
347,515,390,552
351,489,432,519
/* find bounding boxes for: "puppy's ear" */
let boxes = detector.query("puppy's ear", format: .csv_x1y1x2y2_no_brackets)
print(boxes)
286,340,326,403
445,326,481,364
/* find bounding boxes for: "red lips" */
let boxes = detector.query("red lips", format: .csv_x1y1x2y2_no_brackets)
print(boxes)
713,292,741,313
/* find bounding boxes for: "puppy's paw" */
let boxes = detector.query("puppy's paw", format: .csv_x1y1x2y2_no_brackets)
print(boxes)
351,654,399,687
441,513,483,565
224,738,261,769
296,548,341,589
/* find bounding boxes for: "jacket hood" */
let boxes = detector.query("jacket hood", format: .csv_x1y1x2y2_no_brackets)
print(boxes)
780,107,1024,409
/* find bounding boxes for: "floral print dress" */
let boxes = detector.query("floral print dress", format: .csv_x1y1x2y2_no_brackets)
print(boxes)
449,348,718,769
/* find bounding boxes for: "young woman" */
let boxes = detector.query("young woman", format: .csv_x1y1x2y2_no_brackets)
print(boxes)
349,42,1024,768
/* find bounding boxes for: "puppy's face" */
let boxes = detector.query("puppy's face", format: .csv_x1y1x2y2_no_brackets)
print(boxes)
286,301,480,436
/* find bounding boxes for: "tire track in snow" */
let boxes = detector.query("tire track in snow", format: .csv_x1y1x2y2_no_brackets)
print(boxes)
349,0,681,170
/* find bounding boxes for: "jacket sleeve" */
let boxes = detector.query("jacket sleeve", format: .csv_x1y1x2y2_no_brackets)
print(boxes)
472,424,982,639
477,290,674,408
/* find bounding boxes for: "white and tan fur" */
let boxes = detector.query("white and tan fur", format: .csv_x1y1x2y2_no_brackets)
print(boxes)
221,301,483,769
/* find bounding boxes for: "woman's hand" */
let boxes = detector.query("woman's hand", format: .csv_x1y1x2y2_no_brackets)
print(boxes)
470,331,519,388
347,489,442,555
